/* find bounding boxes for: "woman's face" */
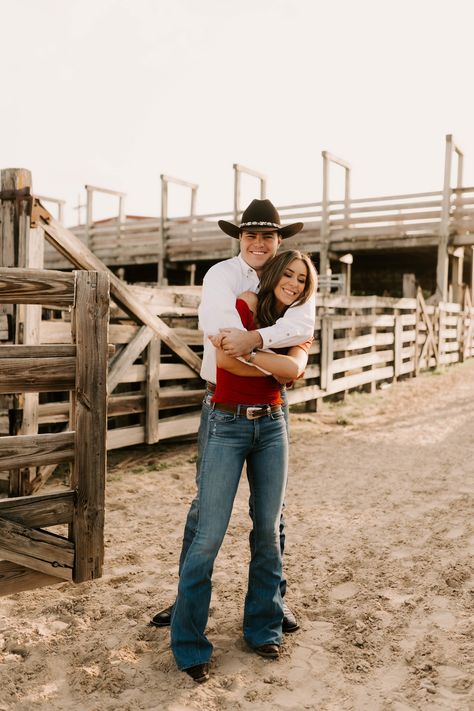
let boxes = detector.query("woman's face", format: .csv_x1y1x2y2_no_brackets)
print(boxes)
273,258,308,310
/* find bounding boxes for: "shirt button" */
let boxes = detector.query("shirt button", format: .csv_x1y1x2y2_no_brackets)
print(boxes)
269,339,273,343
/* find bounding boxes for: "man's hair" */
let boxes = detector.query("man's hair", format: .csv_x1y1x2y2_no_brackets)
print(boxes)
256,250,317,327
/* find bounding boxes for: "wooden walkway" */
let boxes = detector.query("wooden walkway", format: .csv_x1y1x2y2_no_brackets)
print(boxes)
44,186,474,268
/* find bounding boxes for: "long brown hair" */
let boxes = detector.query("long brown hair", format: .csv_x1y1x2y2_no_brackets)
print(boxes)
256,250,317,327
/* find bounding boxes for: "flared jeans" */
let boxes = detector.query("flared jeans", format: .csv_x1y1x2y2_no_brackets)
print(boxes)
170,405,288,671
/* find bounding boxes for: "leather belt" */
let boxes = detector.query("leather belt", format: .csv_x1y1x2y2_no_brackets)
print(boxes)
206,381,216,393
212,402,281,420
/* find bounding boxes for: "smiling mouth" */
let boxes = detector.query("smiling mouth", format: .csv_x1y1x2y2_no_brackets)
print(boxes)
281,287,297,297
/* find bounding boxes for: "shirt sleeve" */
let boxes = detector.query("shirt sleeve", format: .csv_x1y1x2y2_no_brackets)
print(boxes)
198,263,246,335
293,337,313,354
257,292,316,349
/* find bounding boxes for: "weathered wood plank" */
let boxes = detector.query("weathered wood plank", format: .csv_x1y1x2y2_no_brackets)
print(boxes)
0,345,76,358
0,517,74,580
0,356,75,392
0,490,74,527
331,348,394,375
0,431,74,470
0,267,75,306
0,561,61,596
146,337,161,444
108,325,154,393
71,271,109,583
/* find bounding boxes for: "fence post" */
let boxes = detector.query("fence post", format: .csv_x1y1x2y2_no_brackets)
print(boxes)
71,270,109,583
393,309,402,380
0,168,44,495
146,336,161,444
320,315,333,391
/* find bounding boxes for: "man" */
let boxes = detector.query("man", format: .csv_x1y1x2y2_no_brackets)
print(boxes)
151,198,315,641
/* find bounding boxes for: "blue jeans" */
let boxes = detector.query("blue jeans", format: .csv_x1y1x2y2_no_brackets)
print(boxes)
171,406,288,670
179,389,289,598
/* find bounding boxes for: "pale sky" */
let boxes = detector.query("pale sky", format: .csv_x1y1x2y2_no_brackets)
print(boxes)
3,0,474,225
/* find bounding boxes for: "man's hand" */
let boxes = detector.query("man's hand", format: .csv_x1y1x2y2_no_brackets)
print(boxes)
219,328,263,357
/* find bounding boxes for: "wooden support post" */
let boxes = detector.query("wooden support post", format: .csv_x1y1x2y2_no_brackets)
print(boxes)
320,316,333,391
369,307,377,393
71,271,109,583
0,168,42,496
470,247,474,297
403,274,417,298
146,337,161,444
436,135,453,302
393,310,402,380
451,246,464,304
320,154,330,281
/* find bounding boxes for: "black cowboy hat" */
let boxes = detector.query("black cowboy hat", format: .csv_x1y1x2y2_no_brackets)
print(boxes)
218,199,304,240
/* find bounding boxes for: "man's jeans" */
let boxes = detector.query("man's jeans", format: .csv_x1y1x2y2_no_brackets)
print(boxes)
178,388,289,597
171,406,288,670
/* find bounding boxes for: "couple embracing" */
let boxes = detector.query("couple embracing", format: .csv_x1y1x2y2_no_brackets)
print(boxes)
151,199,317,682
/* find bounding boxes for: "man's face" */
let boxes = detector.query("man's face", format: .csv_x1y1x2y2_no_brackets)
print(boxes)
239,230,281,273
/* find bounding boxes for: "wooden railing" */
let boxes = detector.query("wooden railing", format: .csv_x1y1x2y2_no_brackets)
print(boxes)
43,187,474,271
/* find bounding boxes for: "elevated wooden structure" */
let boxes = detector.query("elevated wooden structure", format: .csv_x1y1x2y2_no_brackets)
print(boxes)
44,136,474,302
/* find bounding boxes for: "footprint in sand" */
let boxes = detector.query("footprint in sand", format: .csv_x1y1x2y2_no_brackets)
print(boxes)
428,610,457,631
329,581,359,600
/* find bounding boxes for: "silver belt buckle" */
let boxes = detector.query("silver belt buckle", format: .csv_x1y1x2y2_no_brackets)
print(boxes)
246,406,266,420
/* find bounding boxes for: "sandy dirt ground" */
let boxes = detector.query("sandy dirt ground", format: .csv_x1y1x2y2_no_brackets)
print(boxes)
1,360,474,711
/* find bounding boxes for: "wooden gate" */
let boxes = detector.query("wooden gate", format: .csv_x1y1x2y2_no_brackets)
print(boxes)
0,267,109,595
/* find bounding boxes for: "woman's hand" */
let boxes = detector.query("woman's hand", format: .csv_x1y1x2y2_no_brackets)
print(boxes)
209,334,225,349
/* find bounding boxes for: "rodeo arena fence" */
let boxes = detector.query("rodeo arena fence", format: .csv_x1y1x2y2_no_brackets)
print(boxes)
1,148,474,594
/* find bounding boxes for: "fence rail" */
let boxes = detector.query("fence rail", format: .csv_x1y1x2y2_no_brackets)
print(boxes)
43,187,474,270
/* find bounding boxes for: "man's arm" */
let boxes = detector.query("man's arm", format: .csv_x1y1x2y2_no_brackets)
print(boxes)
198,263,245,335
221,293,316,357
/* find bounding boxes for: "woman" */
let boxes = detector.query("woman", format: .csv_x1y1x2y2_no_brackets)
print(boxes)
171,250,317,682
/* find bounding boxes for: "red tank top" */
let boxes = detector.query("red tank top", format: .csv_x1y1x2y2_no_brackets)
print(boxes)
212,299,282,405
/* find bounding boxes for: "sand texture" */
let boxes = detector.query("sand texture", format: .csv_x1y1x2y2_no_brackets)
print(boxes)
1,360,473,710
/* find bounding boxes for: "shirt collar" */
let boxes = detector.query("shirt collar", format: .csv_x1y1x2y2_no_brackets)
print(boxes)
237,253,258,279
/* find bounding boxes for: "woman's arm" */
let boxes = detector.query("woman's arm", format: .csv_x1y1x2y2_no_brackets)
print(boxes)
212,335,309,380
215,348,267,377
243,345,309,381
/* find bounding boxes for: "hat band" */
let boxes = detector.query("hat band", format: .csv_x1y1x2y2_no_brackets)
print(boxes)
239,221,281,229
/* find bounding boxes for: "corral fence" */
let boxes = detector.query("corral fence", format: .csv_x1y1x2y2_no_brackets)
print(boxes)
2,168,474,505
0,267,109,596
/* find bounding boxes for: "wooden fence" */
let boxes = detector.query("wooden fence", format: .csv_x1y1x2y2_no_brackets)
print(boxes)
2,168,474,501
19,284,474,463
0,267,109,595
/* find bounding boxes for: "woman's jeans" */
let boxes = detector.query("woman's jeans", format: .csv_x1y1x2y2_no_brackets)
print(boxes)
178,388,289,597
171,406,288,670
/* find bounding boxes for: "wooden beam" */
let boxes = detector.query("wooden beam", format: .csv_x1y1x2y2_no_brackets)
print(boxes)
0,267,75,306
0,517,74,580
146,336,161,444
38,208,202,374
71,271,109,583
108,325,154,393
0,431,74,470
0,490,74,527
0,560,61,596
0,356,75,392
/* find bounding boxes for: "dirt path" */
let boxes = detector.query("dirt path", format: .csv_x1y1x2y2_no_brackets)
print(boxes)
1,360,473,710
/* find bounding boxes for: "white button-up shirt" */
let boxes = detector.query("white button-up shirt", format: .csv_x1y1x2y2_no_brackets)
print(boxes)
198,254,316,383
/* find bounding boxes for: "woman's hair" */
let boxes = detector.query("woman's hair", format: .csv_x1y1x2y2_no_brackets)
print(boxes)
256,250,317,327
